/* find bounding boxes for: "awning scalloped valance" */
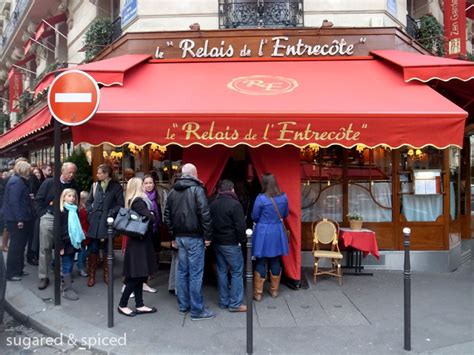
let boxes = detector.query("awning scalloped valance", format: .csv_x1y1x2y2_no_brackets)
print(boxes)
72,57,467,150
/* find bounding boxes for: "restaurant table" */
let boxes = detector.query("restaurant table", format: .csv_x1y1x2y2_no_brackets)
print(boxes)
338,227,380,275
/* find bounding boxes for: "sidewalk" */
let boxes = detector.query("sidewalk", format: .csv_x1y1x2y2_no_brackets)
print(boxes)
3,251,473,354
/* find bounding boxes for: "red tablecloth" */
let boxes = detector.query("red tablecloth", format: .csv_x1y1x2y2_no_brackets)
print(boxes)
339,228,380,259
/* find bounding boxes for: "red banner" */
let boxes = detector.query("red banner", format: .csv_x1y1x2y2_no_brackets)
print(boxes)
444,0,467,57
8,69,23,113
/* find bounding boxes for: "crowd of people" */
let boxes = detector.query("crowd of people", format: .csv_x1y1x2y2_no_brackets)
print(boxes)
0,158,289,321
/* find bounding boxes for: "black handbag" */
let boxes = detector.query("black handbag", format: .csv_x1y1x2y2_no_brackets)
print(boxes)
113,207,149,239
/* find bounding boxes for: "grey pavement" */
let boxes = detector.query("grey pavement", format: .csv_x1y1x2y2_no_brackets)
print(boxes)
2,250,473,354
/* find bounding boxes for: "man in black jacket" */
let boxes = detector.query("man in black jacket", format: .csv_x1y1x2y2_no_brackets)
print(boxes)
164,163,215,321
35,162,79,290
210,180,247,312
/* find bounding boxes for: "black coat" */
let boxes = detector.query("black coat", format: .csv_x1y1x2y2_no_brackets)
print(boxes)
86,180,124,239
164,176,213,241
209,193,246,245
3,174,34,223
122,198,158,278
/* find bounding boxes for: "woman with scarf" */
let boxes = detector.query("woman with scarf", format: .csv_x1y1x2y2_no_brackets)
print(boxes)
143,174,162,264
59,188,85,300
86,164,124,287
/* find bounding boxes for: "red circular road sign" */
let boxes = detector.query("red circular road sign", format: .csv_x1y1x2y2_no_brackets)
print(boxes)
48,69,100,126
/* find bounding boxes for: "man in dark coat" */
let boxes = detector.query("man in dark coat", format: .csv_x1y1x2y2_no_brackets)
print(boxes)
209,180,247,312
85,163,124,287
35,162,79,290
164,163,215,320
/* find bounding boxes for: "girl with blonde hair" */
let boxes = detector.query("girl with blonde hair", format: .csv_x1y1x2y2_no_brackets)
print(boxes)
58,188,85,300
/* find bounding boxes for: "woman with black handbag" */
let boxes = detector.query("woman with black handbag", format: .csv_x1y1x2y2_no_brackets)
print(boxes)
118,177,158,317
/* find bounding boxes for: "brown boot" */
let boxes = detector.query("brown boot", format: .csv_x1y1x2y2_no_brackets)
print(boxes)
2,228,9,251
87,254,98,287
269,271,282,298
253,272,265,301
103,258,109,284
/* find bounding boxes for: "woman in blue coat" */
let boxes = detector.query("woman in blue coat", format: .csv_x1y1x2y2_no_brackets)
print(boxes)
251,173,288,301
4,161,34,281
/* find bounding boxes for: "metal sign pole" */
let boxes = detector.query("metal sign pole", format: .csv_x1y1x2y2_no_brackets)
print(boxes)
53,119,62,306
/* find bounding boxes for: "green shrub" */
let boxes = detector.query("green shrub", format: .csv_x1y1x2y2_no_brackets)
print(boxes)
67,147,93,192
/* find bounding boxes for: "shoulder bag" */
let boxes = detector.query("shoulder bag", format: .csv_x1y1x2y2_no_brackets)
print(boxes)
113,207,149,239
270,197,290,242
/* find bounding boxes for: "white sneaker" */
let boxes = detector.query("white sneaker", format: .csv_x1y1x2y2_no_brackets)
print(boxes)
121,285,135,298
142,283,157,293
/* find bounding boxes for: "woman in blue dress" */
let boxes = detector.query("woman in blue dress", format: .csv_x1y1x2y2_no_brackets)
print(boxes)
251,173,289,301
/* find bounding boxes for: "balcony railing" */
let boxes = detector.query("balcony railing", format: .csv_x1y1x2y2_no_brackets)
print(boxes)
111,16,122,43
406,14,418,39
0,0,31,54
219,0,304,29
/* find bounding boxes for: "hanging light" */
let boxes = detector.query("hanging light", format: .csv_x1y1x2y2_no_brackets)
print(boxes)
158,145,167,153
407,149,414,157
356,144,366,153
150,143,158,151
415,149,423,157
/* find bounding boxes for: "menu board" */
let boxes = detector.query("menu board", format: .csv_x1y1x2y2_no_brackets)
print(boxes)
413,170,441,195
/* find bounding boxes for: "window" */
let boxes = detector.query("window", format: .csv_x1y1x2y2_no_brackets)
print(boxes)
399,146,444,221
301,146,393,223
218,0,304,29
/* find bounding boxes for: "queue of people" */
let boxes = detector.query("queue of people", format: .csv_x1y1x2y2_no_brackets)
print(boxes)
0,158,290,320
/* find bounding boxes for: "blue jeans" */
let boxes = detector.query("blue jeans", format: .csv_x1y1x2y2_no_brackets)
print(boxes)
62,253,75,276
77,247,88,271
176,237,205,316
255,256,281,278
214,244,244,309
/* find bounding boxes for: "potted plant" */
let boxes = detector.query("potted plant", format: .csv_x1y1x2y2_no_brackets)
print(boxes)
347,212,363,230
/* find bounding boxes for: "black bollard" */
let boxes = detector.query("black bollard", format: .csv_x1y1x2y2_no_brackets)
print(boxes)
107,217,115,328
403,227,411,351
0,251,6,329
245,229,253,355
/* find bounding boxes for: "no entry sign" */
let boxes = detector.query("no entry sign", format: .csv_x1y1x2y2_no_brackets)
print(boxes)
48,69,100,126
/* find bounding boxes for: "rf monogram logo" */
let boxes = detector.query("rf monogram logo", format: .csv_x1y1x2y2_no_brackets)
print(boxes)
227,75,298,95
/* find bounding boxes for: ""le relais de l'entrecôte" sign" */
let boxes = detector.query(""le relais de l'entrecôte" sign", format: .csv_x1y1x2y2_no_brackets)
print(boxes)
154,36,367,59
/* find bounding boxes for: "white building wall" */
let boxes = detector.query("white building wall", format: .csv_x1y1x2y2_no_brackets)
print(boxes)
305,0,407,28
67,0,100,65
124,0,218,32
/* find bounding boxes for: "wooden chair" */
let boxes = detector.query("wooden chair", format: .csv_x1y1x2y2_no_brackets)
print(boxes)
312,219,343,285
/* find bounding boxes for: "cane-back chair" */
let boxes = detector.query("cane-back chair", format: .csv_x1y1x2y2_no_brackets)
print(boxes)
312,219,343,285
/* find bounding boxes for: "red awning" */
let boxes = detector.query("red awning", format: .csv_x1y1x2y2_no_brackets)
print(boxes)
34,54,151,94
371,49,474,116
72,58,467,149
371,50,474,82
467,3,474,19
34,13,67,41
0,106,51,149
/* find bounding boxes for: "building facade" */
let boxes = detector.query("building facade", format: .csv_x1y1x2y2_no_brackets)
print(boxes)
0,0,473,276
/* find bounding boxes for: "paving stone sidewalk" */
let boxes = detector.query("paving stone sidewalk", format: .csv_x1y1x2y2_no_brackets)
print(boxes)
3,251,473,354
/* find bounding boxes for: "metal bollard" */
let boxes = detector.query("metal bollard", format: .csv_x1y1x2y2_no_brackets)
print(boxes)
107,217,115,328
0,251,6,330
245,229,253,355
403,227,411,351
